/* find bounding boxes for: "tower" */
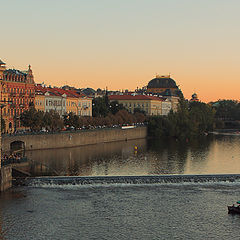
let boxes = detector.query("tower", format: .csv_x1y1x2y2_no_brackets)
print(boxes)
0,59,6,80
0,59,6,168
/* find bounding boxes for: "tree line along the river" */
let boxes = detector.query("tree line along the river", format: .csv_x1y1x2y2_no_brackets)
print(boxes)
15,97,146,132
148,98,240,139
2,96,240,138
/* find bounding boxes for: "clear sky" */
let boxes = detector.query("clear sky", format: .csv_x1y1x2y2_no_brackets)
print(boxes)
1,0,240,102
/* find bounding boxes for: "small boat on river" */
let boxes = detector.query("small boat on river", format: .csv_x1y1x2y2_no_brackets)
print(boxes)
228,201,240,214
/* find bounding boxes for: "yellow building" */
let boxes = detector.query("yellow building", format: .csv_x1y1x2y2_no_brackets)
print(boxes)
35,85,92,117
109,94,172,116
66,96,78,115
35,93,45,112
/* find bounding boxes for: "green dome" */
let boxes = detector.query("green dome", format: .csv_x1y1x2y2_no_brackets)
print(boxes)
147,76,177,89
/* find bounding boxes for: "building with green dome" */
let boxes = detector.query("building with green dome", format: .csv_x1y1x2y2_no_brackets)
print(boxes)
147,74,179,94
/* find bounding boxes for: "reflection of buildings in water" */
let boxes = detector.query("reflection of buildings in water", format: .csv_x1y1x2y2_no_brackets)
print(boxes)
25,139,147,177
184,138,212,174
147,139,189,175
146,137,213,175
0,210,3,240
91,139,149,176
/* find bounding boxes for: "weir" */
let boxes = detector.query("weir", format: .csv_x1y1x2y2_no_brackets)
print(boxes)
26,174,240,187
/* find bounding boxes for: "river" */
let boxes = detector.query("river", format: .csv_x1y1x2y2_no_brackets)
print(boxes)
1,134,240,239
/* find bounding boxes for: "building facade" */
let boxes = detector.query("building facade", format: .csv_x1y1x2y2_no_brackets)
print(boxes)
109,94,172,116
147,75,179,94
35,85,92,117
0,60,35,132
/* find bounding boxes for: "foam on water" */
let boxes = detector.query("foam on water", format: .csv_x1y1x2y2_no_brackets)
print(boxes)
26,174,240,188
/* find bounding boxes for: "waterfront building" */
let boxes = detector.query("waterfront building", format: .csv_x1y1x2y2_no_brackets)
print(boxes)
35,85,67,116
0,60,35,132
108,94,172,116
35,85,92,117
147,74,179,94
146,74,181,112
54,88,92,117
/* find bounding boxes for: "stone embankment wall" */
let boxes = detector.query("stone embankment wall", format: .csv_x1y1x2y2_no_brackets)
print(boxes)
2,127,147,152
0,166,12,191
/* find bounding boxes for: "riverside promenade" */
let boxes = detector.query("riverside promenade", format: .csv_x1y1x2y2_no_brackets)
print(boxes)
2,126,147,152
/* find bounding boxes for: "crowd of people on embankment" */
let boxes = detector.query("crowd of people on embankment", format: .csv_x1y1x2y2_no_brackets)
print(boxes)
1,153,22,166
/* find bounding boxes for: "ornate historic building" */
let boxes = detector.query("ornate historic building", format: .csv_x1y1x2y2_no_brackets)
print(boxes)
147,74,179,94
109,94,172,116
0,59,35,132
35,85,92,117
146,74,182,112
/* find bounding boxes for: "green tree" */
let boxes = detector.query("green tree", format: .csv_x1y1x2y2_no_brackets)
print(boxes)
109,101,125,115
63,112,76,128
20,107,44,131
214,100,238,120
92,97,109,117
44,110,63,131
148,97,215,139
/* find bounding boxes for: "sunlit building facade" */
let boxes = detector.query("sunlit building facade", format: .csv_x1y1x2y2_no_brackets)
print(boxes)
109,94,172,116
35,85,92,117
0,59,35,132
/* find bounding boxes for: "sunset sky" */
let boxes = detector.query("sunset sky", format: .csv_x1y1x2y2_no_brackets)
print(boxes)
1,0,240,102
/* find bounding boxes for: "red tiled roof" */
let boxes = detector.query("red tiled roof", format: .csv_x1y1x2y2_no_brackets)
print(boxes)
109,94,165,101
35,85,89,99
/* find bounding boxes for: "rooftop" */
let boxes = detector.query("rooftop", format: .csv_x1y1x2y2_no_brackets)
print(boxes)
109,94,165,101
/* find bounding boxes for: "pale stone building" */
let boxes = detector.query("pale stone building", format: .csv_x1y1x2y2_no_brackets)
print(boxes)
109,94,172,116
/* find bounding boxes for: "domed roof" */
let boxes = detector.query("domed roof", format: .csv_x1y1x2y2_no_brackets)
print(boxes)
0,59,5,65
147,75,178,89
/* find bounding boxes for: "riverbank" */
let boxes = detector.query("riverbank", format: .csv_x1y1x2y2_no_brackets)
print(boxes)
2,127,147,152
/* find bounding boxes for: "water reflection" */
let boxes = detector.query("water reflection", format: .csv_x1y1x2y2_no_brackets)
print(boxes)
18,135,240,176
0,209,4,240
25,139,147,176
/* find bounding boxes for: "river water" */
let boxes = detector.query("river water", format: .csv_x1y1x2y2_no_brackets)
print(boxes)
1,134,240,239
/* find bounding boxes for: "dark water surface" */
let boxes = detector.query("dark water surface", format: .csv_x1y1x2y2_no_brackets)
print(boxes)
23,135,240,176
1,135,240,239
